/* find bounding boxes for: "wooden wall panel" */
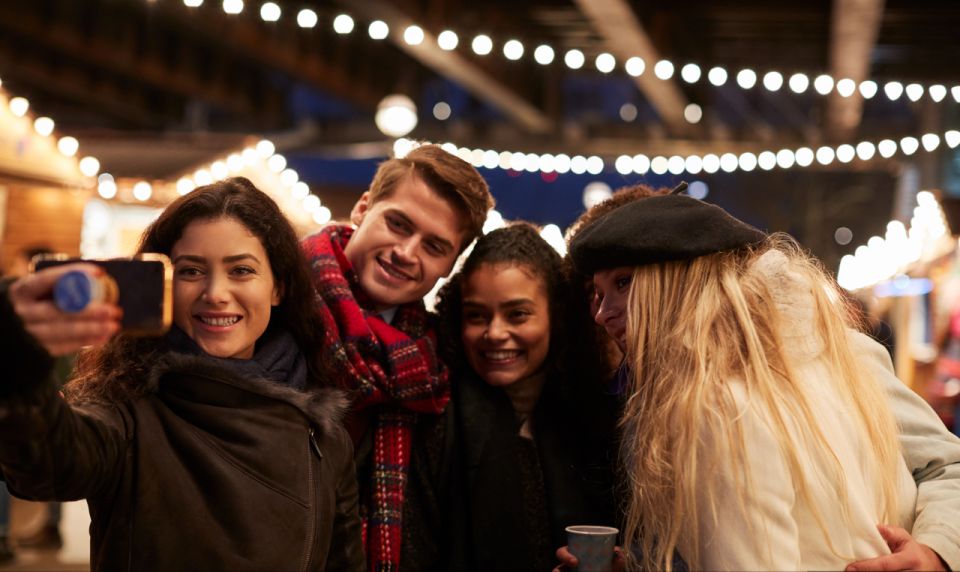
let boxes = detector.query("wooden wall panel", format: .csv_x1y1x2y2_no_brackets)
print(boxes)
1,183,90,276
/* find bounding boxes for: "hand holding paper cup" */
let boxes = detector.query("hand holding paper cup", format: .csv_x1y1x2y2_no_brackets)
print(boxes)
566,525,619,572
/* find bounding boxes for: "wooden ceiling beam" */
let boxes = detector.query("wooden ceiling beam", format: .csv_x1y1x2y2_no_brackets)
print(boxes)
336,0,555,134
0,3,264,120
825,0,885,141
572,0,692,136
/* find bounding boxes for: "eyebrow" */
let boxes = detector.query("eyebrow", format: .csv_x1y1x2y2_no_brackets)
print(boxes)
462,298,536,309
387,209,456,253
172,253,262,265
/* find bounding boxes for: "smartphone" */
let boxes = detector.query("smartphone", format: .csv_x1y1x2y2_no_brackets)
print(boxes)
32,254,173,336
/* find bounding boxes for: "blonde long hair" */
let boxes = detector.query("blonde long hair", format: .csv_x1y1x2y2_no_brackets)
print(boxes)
619,234,902,571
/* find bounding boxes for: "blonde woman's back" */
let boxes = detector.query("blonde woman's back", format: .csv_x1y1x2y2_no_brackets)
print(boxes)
689,250,917,570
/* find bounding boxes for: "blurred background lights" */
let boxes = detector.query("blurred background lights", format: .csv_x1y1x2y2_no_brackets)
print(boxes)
367,20,388,39
684,103,703,124
736,69,757,89
403,25,424,45
256,139,275,158
57,136,79,157
313,206,332,225
176,178,196,195
433,101,451,120
471,34,492,55
297,9,317,28
133,181,153,202
884,81,904,100
437,30,458,50
267,153,287,173
79,157,100,177
687,181,709,200
533,45,555,65
814,74,835,95
836,78,856,97
97,179,117,199
9,97,29,117
835,226,853,245
859,80,878,98
680,63,701,83
332,14,354,34
539,224,567,256
375,94,417,137
503,39,524,60
222,0,243,15
789,73,810,93
564,49,585,69
763,71,784,91
707,67,727,86
595,53,616,73
653,60,674,80
33,117,54,137
259,2,280,22
619,103,638,122
625,57,645,77
184,0,203,6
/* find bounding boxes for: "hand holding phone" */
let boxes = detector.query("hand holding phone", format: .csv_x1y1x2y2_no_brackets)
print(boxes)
8,263,123,356
32,254,172,337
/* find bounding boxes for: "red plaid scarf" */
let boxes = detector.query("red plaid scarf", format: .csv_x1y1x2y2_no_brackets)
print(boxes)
301,225,449,572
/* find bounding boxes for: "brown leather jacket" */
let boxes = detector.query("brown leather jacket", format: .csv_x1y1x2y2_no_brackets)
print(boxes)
0,290,364,571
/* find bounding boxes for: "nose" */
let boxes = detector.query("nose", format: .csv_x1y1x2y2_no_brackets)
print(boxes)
392,236,418,265
201,275,230,305
484,316,509,343
594,296,619,328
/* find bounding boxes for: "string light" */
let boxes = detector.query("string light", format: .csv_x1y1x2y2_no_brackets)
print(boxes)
180,4,959,106
393,128,959,179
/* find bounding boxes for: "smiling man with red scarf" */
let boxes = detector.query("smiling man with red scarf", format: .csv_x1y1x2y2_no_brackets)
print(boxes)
301,145,493,571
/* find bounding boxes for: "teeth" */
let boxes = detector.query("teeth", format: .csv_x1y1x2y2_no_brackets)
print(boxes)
200,316,240,327
485,350,521,360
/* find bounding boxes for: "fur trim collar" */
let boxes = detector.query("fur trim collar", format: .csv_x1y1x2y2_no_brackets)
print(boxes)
146,352,349,437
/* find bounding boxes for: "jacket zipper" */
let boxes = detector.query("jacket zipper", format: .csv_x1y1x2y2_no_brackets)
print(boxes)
301,427,322,571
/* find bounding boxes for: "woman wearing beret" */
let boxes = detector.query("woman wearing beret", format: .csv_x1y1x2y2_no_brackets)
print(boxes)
566,190,932,571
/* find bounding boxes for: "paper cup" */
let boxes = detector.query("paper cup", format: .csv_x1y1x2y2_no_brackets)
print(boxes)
566,525,618,572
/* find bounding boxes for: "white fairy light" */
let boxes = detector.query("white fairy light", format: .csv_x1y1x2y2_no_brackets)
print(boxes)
437,30,458,50
651,156,669,175
884,81,904,100
702,154,721,174
654,60,675,80
900,136,919,155
564,49,585,70
719,153,739,173
921,133,940,152
685,155,703,174
788,73,809,94
757,151,777,171
762,71,784,92
471,34,492,55
667,155,685,175
680,63,701,83
776,149,795,169
929,85,947,102
57,136,79,157
625,57,645,77
836,144,855,163
367,20,389,39
878,139,898,158
816,146,835,165
795,147,815,167
614,155,633,175
736,69,757,89
533,45,554,65
738,152,758,172
222,0,243,15
503,40,524,61
260,2,281,23
859,80,878,99
631,154,650,174
836,78,856,97
707,67,728,86
297,9,318,28
856,141,876,161
813,74,834,95
404,26,425,46
595,53,616,73
905,83,924,102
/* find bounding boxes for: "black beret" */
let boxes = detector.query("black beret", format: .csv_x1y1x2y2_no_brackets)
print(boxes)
569,193,767,275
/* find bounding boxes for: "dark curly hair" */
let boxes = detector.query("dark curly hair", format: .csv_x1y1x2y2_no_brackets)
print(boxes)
435,222,606,409
67,177,328,403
